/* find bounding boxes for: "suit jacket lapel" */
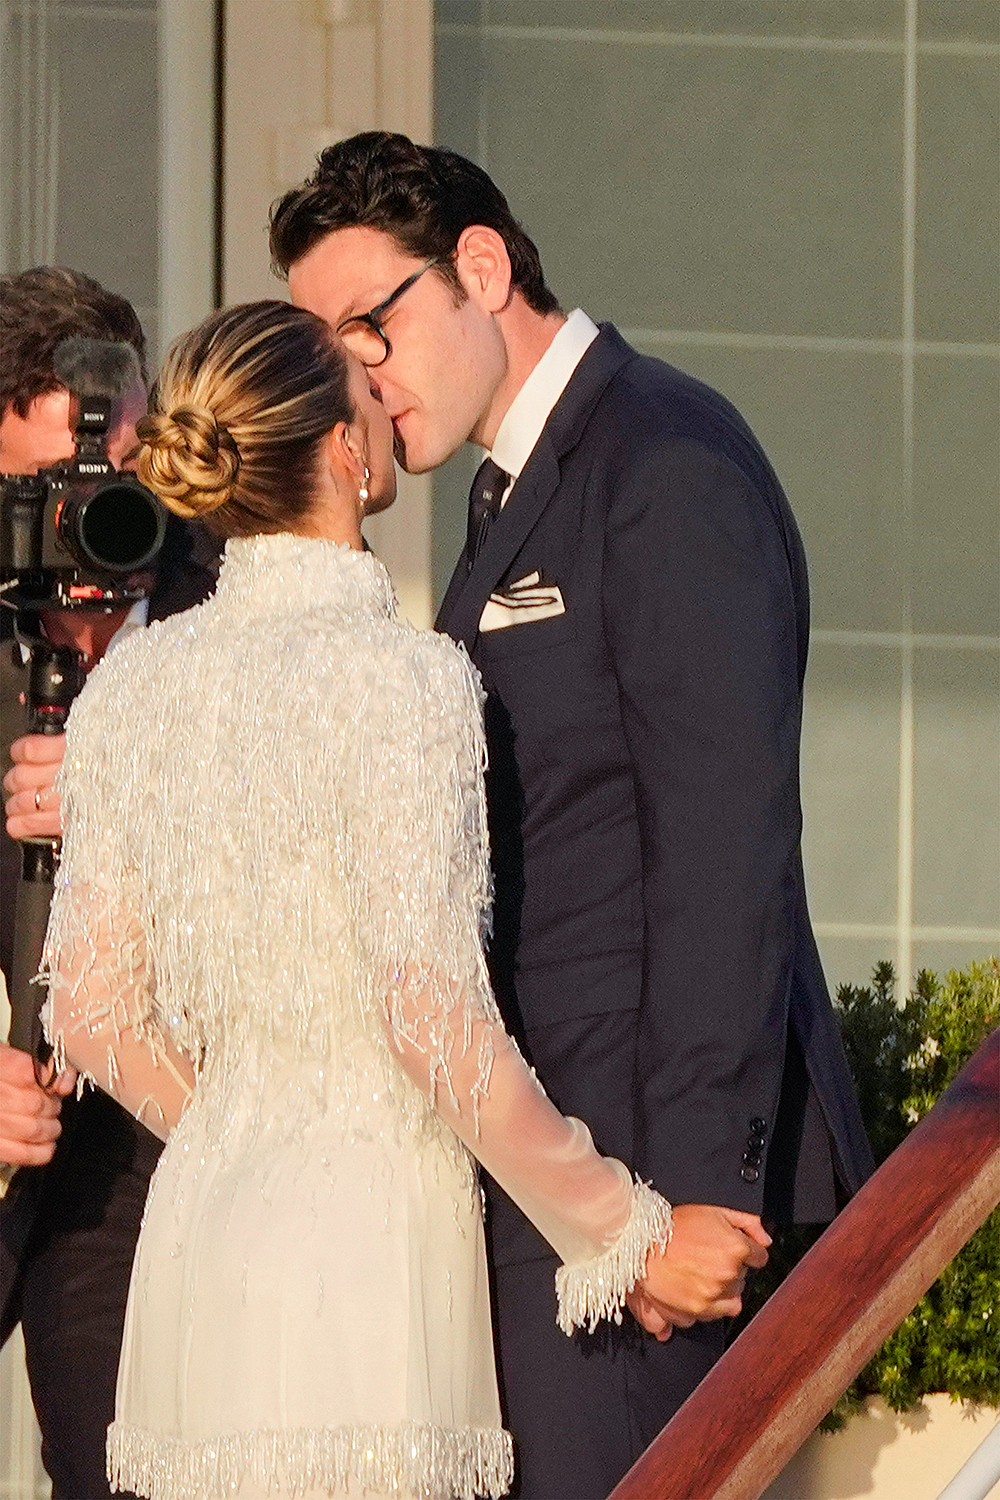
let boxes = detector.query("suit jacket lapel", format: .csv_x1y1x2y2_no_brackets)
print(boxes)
435,323,637,649
437,440,561,649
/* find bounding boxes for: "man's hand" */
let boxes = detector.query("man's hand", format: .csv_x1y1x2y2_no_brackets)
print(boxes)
627,1204,771,1340
4,733,65,840
0,1042,76,1167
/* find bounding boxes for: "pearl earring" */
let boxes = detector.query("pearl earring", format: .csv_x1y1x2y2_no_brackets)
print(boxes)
359,464,370,505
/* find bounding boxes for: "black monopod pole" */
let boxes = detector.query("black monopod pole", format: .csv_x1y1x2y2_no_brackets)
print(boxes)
7,631,86,1066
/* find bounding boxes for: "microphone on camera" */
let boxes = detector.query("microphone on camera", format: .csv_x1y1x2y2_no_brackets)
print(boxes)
52,337,143,401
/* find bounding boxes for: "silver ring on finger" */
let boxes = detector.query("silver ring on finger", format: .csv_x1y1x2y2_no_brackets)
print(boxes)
34,788,43,811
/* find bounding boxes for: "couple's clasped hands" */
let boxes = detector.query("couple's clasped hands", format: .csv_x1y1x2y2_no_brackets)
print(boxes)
628,1203,771,1342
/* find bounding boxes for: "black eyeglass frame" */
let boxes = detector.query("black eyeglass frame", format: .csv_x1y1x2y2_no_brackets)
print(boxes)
336,258,447,367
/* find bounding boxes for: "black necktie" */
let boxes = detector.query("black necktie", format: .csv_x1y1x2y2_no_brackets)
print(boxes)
466,458,510,572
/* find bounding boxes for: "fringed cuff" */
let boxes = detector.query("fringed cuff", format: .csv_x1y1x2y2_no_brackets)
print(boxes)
554,1179,673,1336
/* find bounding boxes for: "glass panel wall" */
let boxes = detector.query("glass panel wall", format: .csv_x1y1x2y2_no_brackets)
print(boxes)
1,0,217,361
1,0,161,347
433,0,1000,991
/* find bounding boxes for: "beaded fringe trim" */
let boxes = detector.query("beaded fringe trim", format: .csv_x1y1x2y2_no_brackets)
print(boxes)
107,1418,514,1500
555,1180,674,1336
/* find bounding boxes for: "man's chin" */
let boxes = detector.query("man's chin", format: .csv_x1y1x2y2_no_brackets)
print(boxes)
393,434,457,477
393,440,434,477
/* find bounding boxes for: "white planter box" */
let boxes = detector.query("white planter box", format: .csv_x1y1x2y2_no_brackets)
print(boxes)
762,1396,999,1500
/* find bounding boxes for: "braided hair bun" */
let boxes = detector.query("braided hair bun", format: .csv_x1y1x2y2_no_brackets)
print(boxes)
135,301,354,538
137,405,241,519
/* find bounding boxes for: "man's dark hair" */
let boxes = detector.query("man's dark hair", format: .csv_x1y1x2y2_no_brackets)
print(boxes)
270,131,561,317
0,265,148,420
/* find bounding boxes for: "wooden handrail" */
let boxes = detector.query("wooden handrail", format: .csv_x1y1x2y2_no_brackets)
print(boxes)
608,1028,1000,1500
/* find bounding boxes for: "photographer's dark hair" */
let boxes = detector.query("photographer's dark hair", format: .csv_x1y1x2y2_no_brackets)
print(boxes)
0,266,148,420
138,301,353,539
269,131,560,317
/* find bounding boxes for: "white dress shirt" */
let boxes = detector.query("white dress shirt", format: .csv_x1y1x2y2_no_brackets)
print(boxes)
108,596,149,650
488,308,599,505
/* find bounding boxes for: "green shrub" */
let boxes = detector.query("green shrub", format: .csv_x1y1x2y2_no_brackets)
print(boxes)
739,957,999,1427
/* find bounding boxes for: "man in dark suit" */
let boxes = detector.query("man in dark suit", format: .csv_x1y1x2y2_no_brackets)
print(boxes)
1,266,218,1499
271,133,874,1500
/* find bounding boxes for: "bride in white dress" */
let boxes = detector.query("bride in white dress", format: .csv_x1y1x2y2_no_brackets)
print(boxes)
41,301,702,1500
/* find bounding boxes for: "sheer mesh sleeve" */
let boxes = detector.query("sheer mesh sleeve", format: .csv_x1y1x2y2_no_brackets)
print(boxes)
350,639,672,1333
40,698,195,1142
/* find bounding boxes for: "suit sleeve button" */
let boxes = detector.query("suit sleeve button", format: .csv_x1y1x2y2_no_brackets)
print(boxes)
750,1117,767,1133
741,1166,760,1183
748,1135,766,1152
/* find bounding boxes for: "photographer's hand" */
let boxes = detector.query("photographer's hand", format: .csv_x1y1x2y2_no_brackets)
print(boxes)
4,733,65,840
0,1041,76,1167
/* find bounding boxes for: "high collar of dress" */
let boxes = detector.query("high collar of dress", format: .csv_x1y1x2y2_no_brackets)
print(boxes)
214,532,396,621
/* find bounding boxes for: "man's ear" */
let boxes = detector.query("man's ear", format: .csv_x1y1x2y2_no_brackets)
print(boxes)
455,225,513,314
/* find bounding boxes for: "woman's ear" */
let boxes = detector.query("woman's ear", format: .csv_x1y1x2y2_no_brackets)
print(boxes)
325,419,366,493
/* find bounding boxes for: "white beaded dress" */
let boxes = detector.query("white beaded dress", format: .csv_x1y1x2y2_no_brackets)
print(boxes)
42,533,671,1500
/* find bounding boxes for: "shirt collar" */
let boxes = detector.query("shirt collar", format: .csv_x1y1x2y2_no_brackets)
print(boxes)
488,309,599,482
20,596,150,666
107,596,149,651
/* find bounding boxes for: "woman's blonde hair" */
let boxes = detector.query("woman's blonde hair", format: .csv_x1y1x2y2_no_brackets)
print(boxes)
137,300,353,537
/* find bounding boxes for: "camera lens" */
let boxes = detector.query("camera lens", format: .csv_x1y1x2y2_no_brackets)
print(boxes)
60,476,166,573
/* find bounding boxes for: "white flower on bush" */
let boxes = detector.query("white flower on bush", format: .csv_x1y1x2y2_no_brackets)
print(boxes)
904,1036,942,1071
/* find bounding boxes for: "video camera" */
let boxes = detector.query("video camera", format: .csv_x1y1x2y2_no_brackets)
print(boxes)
1,337,167,1066
0,336,166,612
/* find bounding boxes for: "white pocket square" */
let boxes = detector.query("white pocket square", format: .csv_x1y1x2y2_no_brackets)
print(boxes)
479,571,566,632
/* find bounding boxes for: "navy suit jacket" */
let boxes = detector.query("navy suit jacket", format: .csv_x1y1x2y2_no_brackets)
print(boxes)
437,324,873,1269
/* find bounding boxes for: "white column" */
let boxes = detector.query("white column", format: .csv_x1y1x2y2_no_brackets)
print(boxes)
222,0,434,626
158,0,218,356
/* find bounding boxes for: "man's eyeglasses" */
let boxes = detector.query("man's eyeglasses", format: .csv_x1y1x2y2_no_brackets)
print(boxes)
336,259,444,368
